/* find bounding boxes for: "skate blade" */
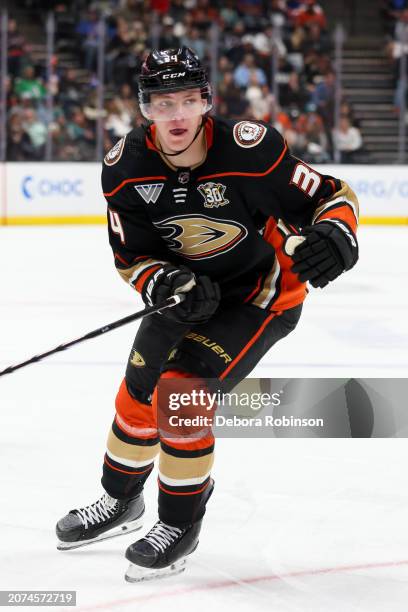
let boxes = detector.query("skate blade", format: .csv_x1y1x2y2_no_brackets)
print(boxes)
125,558,187,583
57,516,144,551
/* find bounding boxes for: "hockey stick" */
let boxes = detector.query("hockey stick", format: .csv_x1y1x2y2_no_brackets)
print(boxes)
0,294,185,378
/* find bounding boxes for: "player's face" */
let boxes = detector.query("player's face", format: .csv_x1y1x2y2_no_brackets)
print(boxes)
150,89,205,152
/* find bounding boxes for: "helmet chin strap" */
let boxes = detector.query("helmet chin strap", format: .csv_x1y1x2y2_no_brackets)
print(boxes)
143,117,206,158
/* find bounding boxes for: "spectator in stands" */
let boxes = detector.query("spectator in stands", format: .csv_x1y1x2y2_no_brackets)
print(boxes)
105,97,133,139
301,22,331,55
233,53,267,89
279,71,310,109
58,68,83,115
14,66,46,102
274,105,303,153
7,18,27,78
340,100,359,127
117,83,139,118
332,116,363,163
21,108,47,159
76,8,102,72
269,0,288,28
311,71,336,125
218,71,250,117
219,0,240,29
105,18,138,85
114,0,144,22
214,55,233,88
52,114,73,161
155,16,180,49
275,54,297,88
394,7,408,39
294,0,327,30
169,0,188,24
237,0,263,29
302,48,323,86
381,0,408,35
298,103,330,162
7,114,36,161
66,107,95,160
385,9,408,110
180,27,207,59
224,22,251,66
190,0,219,31
83,91,107,123
245,73,273,120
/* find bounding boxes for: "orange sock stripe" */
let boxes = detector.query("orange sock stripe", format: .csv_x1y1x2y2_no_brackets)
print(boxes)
104,456,152,476
158,479,210,496
115,378,158,435
219,311,277,380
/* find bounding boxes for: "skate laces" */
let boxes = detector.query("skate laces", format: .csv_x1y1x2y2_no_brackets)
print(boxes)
144,521,184,554
74,494,119,529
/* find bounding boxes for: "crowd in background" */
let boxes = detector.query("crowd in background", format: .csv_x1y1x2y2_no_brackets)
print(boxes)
382,0,408,111
5,0,364,162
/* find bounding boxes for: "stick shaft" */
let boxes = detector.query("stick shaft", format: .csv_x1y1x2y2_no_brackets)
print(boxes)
0,295,183,377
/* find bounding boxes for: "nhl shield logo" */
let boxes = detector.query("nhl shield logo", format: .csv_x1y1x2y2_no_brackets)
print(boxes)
178,171,190,184
197,182,229,208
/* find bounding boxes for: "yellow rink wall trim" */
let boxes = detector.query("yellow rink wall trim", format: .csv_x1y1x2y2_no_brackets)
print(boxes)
1,215,107,225
360,216,408,225
1,216,408,226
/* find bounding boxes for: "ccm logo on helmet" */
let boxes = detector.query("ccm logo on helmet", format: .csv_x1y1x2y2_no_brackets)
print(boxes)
163,72,186,79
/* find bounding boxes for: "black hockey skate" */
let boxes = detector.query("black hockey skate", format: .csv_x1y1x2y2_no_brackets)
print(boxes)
56,491,144,550
125,479,214,582
124,519,202,582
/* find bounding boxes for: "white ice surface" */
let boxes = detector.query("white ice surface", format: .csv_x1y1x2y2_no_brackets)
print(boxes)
0,226,408,611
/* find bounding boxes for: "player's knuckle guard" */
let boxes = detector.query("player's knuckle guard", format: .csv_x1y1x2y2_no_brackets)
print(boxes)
292,220,358,288
140,264,221,324
141,264,194,307
176,276,220,324
314,221,358,271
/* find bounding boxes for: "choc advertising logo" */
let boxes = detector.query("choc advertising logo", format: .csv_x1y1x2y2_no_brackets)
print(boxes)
21,176,83,200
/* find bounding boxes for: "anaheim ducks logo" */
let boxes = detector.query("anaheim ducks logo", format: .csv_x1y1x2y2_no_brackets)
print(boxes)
104,136,126,166
130,350,145,367
153,214,248,260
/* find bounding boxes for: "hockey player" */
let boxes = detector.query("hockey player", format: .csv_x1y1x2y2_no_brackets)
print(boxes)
56,47,359,581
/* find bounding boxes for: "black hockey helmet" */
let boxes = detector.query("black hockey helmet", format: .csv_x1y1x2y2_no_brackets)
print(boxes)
138,46,212,118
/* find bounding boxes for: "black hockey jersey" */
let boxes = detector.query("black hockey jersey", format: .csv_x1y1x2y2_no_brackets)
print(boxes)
102,117,359,312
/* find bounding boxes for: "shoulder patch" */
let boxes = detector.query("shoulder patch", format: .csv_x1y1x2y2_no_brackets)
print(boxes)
233,121,267,148
104,136,126,166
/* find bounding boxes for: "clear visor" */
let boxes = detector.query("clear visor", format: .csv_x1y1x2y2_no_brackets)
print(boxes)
140,89,212,122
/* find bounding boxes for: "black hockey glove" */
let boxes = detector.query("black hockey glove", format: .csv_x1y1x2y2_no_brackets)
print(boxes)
290,221,358,289
178,275,221,324
142,264,220,324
